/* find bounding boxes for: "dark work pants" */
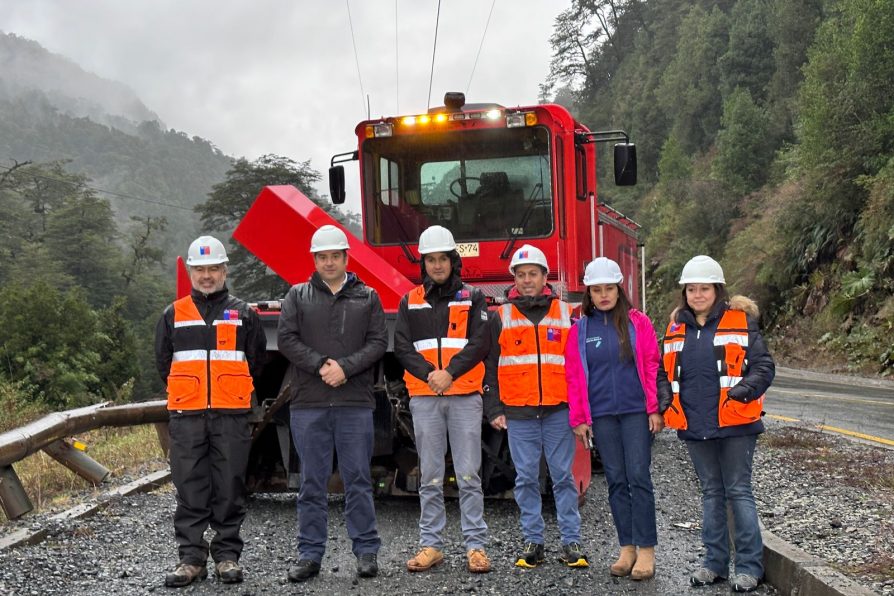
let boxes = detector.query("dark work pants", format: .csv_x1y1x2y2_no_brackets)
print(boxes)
168,411,252,566
290,407,380,563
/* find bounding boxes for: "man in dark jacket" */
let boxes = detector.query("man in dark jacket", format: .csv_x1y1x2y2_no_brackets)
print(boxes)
155,235,266,587
277,224,388,583
394,225,491,574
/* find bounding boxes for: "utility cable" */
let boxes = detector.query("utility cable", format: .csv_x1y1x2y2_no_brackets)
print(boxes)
346,0,367,117
0,162,193,211
466,0,497,95
395,0,400,113
426,0,442,110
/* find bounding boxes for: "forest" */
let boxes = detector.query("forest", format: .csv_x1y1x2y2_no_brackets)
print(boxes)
543,0,893,375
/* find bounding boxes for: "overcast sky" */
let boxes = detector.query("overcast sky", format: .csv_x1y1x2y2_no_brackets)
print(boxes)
2,0,570,213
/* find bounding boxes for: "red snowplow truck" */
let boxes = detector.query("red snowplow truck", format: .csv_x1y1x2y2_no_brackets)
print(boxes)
217,93,641,499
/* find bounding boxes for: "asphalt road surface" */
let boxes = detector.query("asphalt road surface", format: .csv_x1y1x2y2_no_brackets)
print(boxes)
764,367,894,447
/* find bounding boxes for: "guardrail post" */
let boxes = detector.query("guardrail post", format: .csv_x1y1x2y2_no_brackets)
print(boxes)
0,465,33,520
43,440,110,485
154,422,170,458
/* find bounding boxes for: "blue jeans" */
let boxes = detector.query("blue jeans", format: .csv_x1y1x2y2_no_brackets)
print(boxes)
290,407,381,562
686,435,763,578
592,412,657,547
507,409,581,545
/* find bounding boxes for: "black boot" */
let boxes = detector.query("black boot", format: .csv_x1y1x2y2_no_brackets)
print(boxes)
357,553,378,578
287,560,321,582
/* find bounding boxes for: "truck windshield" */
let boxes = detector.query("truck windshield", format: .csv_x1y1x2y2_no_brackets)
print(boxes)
362,125,553,245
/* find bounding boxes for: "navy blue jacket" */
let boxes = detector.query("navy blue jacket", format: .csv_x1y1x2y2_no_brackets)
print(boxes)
657,298,775,441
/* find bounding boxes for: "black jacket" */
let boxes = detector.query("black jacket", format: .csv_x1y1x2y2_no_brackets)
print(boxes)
394,251,490,392
657,297,775,440
155,287,267,408
277,271,388,409
483,287,568,422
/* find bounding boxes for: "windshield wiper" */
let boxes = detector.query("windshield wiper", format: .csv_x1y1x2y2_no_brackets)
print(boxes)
499,182,544,260
381,201,419,263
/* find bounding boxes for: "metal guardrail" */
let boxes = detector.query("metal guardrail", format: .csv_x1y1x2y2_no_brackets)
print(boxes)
0,400,169,520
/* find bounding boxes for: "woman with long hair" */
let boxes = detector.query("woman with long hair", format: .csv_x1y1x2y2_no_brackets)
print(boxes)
657,255,775,593
566,257,663,581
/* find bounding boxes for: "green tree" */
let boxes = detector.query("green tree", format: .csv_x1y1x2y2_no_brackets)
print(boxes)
0,283,135,408
765,0,824,134
93,296,140,401
712,88,774,195
657,5,730,153
44,191,123,306
783,0,894,276
717,0,775,102
197,154,354,298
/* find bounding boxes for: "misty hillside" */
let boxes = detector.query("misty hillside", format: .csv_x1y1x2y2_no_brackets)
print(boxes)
0,32,159,131
0,32,233,254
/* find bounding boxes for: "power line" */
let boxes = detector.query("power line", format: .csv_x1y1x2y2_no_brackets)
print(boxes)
346,0,367,118
467,0,497,95
426,0,442,110
395,0,400,114
0,162,194,211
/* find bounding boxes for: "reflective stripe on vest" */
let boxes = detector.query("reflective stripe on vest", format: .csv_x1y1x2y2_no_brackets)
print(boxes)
661,309,764,430
402,286,485,396
167,296,254,411
496,299,571,407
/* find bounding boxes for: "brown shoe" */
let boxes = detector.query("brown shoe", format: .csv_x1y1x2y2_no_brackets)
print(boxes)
407,546,444,572
467,549,491,573
165,563,207,587
630,546,655,580
215,560,243,583
610,545,637,577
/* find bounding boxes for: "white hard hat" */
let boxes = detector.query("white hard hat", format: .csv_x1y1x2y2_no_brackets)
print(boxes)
418,225,457,255
310,225,350,253
187,235,228,266
583,257,623,285
679,255,725,285
509,244,549,275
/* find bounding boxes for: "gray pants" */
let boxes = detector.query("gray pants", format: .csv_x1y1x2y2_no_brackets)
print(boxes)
409,394,487,550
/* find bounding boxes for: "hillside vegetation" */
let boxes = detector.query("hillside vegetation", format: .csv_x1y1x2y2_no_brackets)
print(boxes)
545,0,893,374
0,33,343,416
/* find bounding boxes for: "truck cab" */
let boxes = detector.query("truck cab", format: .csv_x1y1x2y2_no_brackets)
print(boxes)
330,92,641,305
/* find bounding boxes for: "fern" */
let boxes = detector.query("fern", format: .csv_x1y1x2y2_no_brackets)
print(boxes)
840,269,875,298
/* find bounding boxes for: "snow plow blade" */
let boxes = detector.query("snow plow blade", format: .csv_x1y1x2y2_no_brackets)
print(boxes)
233,185,414,311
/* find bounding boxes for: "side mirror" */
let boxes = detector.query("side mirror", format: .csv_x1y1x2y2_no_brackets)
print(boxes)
614,143,637,186
328,165,346,204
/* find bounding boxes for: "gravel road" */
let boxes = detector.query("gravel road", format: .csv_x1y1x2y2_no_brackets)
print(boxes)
2,421,890,595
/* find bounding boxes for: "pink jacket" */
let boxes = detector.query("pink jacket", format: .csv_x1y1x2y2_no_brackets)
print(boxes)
566,308,660,428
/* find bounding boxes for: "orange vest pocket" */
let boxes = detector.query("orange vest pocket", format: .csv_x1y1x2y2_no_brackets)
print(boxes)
212,361,254,407
542,368,569,405
167,374,202,410
498,368,533,406
719,396,763,427
663,397,688,430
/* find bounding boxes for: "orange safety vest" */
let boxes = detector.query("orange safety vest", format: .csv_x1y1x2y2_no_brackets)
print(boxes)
166,296,255,411
496,299,572,407
661,309,764,430
402,286,485,396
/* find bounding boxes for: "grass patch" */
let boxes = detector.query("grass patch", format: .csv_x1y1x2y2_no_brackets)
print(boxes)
835,551,894,581
764,426,834,449
1,424,167,522
0,381,49,432
764,426,894,491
